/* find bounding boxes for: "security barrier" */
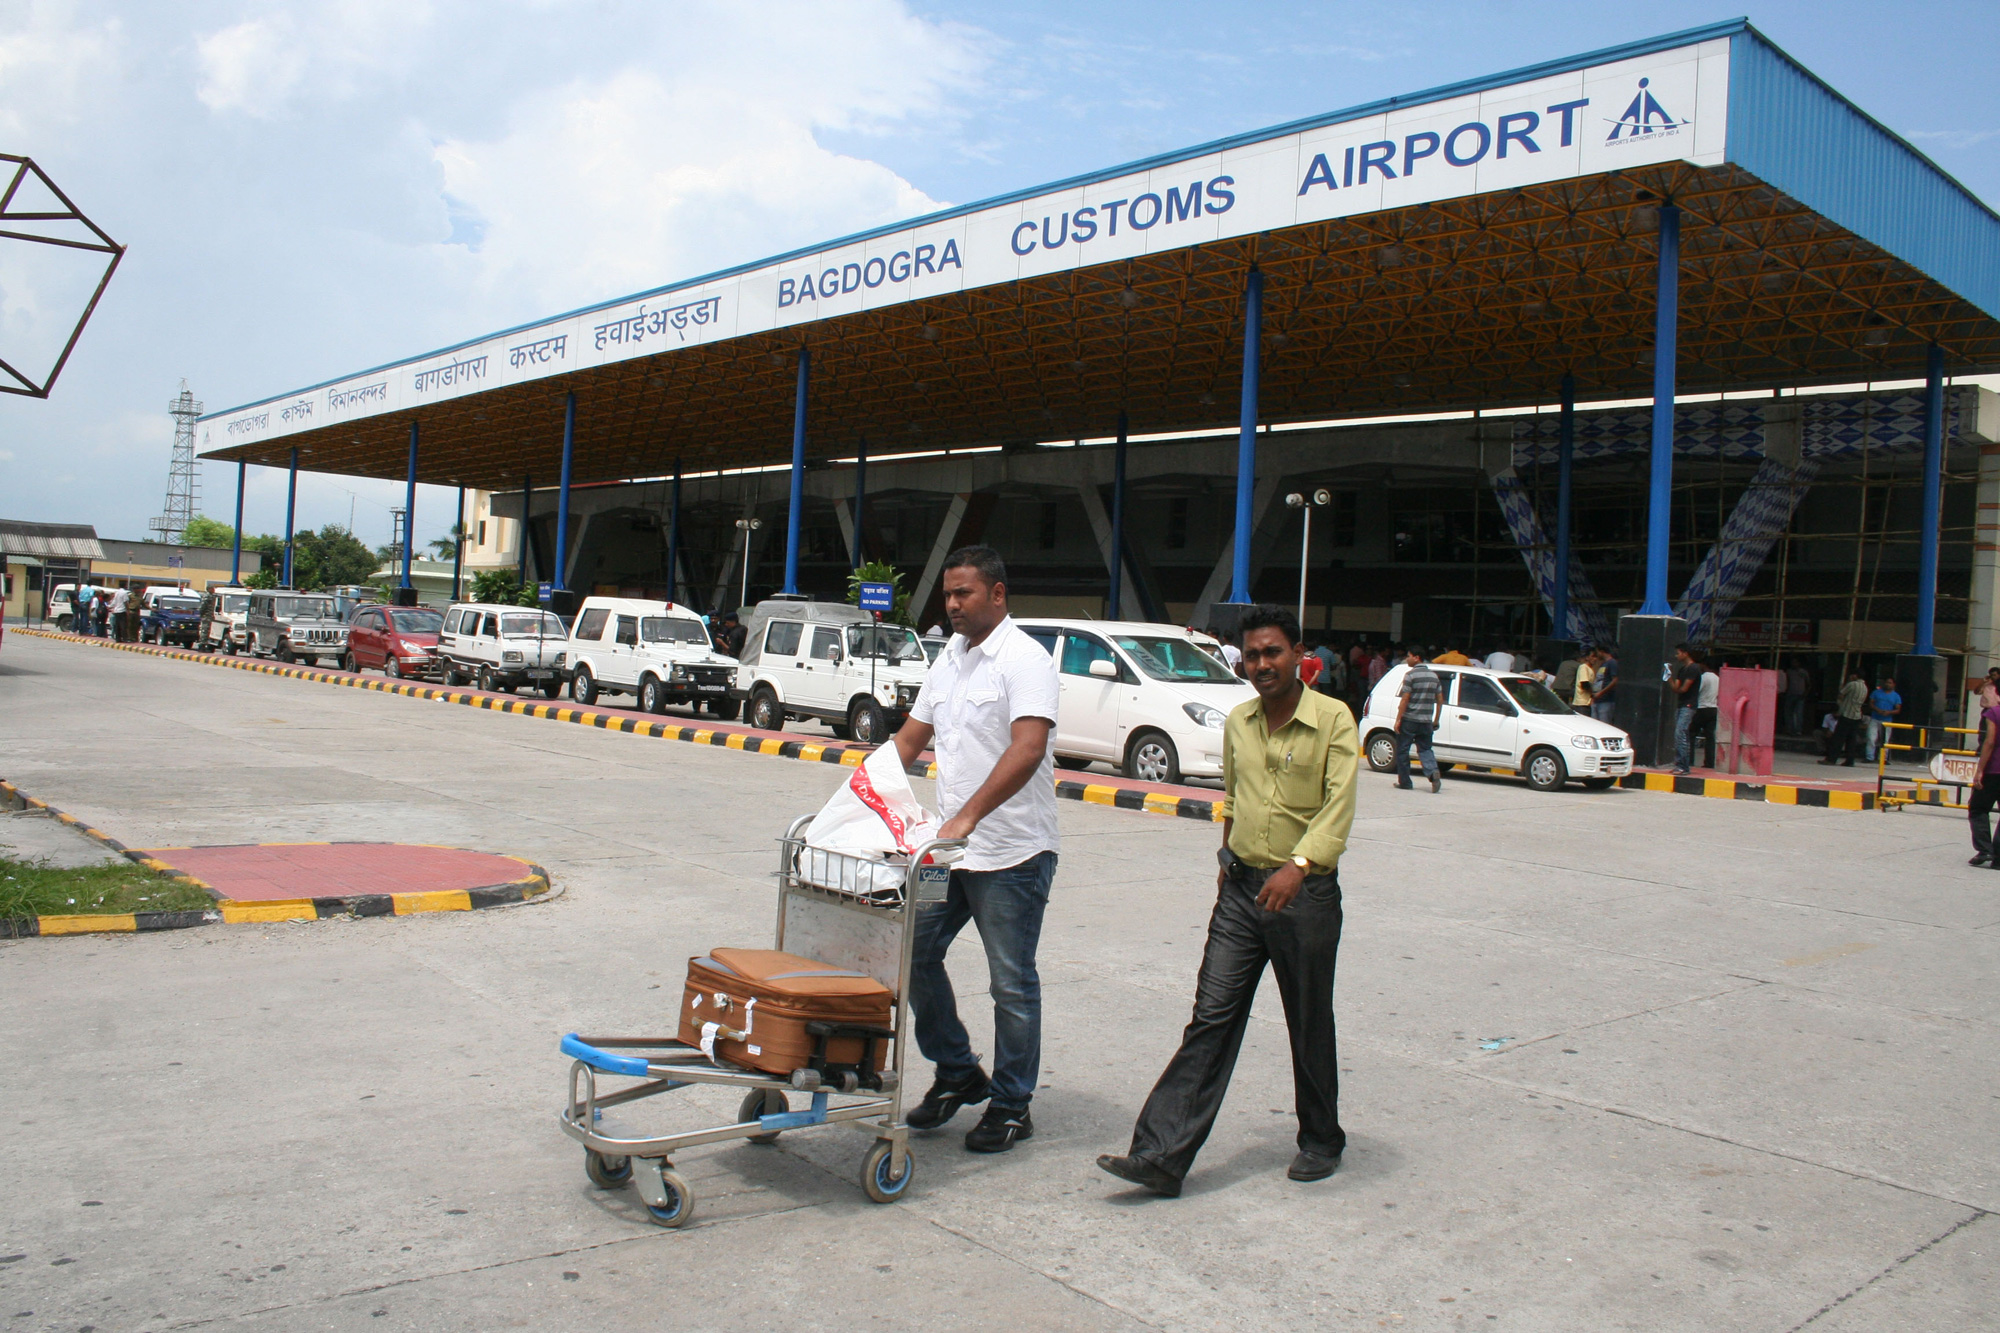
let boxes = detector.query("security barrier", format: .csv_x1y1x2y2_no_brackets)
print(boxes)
1875,720,1980,812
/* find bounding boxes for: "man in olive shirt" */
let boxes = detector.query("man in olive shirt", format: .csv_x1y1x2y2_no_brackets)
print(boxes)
1098,604,1358,1197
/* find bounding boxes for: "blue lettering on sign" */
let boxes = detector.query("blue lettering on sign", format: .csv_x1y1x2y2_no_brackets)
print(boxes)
1011,180,1230,253
915,244,937,275
776,237,960,303
1011,221,1036,256
888,251,912,281
1073,205,1099,242
1296,98,1601,196
864,256,886,287
1129,192,1163,229
1164,181,1202,224
1204,175,1233,212
1101,199,1127,235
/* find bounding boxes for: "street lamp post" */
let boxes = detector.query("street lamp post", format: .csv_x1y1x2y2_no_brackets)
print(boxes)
735,517,762,611
1285,489,1332,629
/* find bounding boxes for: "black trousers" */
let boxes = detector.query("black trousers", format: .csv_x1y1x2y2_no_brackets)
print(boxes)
1970,775,2000,860
1126,861,1344,1180
1692,707,1718,769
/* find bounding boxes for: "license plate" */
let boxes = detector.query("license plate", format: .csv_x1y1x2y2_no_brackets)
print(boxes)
527,669,553,680
697,683,726,692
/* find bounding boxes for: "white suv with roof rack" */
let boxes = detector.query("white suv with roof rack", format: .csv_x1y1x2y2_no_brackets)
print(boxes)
437,603,569,695
733,599,929,744
1360,662,1632,791
564,596,741,718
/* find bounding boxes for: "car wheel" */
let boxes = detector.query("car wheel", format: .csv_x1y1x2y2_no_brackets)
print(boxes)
708,696,741,721
1523,747,1569,792
571,666,597,706
540,681,563,699
1365,730,1398,772
848,698,888,745
1055,755,1091,770
1125,730,1182,785
750,686,781,732
639,676,665,714
384,655,402,680
340,652,357,673
276,643,294,664
442,665,462,686
477,664,495,693
1581,776,1617,790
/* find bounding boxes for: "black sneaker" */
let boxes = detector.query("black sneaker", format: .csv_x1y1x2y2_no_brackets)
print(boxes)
905,1068,990,1130
964,1104,1033,1153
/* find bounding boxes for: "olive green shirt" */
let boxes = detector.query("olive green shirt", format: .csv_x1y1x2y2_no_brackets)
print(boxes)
1218,685,1360,871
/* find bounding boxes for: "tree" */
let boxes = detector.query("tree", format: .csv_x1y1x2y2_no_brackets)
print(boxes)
288,526,377,590
846,560,913,625
469,570,541,607
429,524,464,562
179,515,236,549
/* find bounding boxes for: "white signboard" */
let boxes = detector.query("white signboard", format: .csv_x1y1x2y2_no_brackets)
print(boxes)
203,39,1730,448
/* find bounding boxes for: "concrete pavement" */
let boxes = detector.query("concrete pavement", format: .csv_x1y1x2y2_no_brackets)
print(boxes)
0,631,1993,1332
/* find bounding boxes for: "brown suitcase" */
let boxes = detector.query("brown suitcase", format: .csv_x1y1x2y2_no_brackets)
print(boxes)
677,947,895,1079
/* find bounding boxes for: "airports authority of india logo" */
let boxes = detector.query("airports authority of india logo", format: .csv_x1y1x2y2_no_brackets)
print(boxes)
1606,77,1690,145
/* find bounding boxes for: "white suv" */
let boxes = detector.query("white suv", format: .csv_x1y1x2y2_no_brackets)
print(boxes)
565,596,741,718
1361,662,1632,791
437,602,569,695
198,586,252,652
1012,619,1254,784
735,599,928,744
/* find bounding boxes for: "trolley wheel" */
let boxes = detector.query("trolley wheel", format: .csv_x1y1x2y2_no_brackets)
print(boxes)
739,1088,788,1144
645,1165,694,1228
584,1149,632,1189
861,1139,915,1204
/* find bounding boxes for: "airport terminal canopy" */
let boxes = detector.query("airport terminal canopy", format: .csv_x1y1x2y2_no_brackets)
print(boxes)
200,19,2000,492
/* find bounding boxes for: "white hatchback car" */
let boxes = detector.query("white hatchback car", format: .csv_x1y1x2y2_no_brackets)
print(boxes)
1361,662,1632,791
1011,619,1254,784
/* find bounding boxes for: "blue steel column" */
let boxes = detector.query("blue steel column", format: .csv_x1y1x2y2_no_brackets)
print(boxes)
784,348,809,595
1916,343,1946,656
400,421,418,590
1639,204,1680,616
282,447,298,587
1554,373,1576,639
852,436,867,570
451,485,465,601
1230,269,1263,604
554,394,576,591
230,460,245,583
1109,410,1129,619
666,460,682,601
517,474,532,588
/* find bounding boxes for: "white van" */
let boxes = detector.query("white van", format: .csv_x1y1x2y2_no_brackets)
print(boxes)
1010,619,1253,784
734,599,928,744
1360,661,1632,791
437,602,569,695
199,586,253,653
564,596,741,718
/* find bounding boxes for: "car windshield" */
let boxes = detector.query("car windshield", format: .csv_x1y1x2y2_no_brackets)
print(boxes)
921,638,945,662
1112,634,1241,684
641,617,711,646
275,597,333,618
388,610,444,633
501,612,565,637
1502,676,1574,715
847,625,926,662
218,594,249,613
158,597,199,612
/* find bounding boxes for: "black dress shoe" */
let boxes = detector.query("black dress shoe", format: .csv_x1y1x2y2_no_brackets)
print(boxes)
1096,1153,1182,1197
1971,853,1991,866
1288,1150,1341,1182
964,1104,1032,1153
905,1068,990,1130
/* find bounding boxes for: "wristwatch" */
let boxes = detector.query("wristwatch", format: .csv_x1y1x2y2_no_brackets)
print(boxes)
1290,855,1312,872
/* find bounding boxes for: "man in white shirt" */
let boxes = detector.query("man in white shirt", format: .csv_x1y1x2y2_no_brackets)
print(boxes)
1484,645,1515,672
892,546,1061,1154
108,586,132,642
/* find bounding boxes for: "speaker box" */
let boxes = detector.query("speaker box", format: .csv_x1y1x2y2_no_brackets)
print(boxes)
1207,602,1257,642
1614,615,1687,768
1894,653,1946,751
546,588,584,622
390,586,419,607
1533,637,1581,676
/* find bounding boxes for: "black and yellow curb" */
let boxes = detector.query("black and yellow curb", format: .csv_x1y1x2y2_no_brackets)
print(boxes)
1447,762,1878,811
22,630,1231,823
0,776,555,938
22,630,1896,817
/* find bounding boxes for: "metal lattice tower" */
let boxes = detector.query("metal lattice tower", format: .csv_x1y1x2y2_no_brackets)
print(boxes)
150,381,201,543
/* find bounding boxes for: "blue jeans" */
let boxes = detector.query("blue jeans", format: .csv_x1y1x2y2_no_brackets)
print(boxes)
1674,706,1694,770
1592,700,1616,724
1393,720,1437,787
909,850,1055,1111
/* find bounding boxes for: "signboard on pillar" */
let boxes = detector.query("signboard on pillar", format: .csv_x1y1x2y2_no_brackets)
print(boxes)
857,581,895,613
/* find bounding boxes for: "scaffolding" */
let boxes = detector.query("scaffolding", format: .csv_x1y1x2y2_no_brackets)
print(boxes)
149,381,201,544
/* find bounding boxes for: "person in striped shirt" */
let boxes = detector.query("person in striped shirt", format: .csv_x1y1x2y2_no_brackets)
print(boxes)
1394,648,1443,794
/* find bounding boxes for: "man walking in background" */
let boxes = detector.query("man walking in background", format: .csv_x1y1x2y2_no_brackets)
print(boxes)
1867,674,1902,764
1393,646,1442,794
1821,669,1869,767
892,546,1061,1154
1097,604,1357,1196
1670,645,1701,774
1693,654,1721,770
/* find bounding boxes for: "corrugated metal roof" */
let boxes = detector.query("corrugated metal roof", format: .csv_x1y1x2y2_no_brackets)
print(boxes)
0,520,103,560
1727,28,2000,323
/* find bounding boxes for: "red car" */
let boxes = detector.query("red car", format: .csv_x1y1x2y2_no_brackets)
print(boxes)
343,604,444,679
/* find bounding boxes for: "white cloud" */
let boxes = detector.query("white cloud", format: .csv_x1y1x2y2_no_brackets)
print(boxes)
195,18,305,116
195,1,432,117
432,1,987,309
0,6,121,138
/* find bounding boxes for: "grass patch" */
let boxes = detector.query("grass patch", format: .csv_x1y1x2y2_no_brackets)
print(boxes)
0,854,215,919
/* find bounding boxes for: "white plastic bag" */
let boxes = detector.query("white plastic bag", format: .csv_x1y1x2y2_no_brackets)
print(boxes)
801,745,940,899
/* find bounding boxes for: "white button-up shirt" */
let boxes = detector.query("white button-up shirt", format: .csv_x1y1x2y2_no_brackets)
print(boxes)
910,615,1061,872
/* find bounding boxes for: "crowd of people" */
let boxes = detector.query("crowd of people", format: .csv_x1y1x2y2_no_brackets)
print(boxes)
63,582,141,642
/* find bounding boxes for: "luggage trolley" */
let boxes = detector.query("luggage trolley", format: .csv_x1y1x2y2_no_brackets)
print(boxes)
557,814,963,1227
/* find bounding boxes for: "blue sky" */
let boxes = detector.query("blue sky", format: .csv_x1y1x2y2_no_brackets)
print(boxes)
3,1,1994,552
